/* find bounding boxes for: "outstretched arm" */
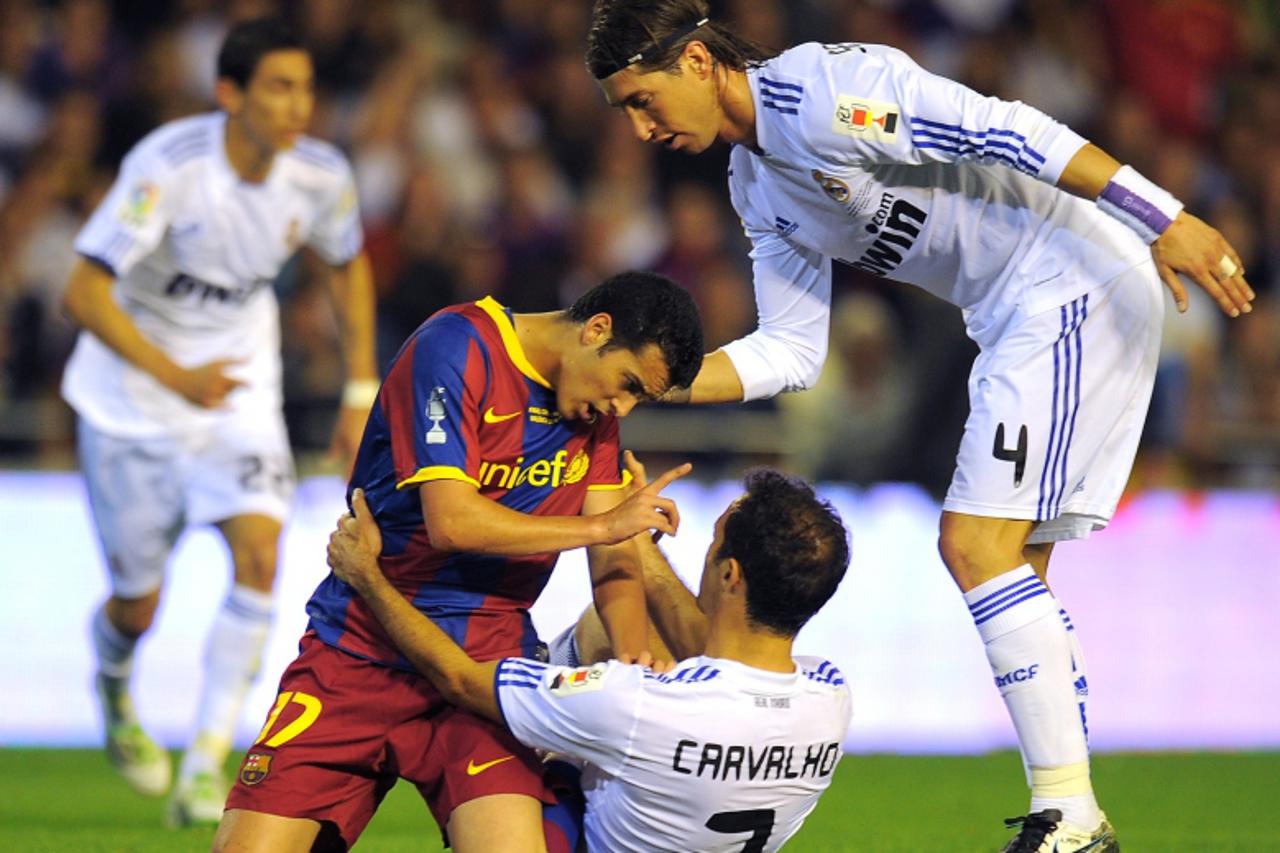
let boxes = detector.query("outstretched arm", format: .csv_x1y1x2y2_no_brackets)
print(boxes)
327,489,502,721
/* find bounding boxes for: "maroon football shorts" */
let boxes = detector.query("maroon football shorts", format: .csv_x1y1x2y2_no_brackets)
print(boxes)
225,632,556,848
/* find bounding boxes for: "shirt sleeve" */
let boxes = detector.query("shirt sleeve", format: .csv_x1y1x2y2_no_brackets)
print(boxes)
306,152,364,266
720,204,833,401
73,148,173,277
494,658,645,775
383,314,488,489
824,46,1087,184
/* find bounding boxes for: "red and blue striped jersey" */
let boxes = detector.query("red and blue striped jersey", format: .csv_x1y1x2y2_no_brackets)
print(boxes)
306,296,628,669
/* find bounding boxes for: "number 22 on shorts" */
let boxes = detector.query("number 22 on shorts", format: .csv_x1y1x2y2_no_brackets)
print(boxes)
253,691,323,747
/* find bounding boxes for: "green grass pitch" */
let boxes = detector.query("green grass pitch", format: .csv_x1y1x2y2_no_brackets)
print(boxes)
4,749,1276,851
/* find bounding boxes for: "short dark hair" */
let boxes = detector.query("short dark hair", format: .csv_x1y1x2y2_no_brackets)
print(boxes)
587,0,778,80
217,17,306,88
717,469,850,637
564,271,703,391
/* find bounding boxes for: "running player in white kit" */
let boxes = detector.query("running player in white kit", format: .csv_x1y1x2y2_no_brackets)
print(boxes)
586,2,1255,850
325,462,851,853
59,18,376,825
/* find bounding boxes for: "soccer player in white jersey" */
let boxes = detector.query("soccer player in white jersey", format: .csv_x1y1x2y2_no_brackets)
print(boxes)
59,18,376,826
324,459,852,853
585,2,1256,850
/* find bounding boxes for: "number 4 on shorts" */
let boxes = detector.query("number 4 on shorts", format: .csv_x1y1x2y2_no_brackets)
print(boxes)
992,423,1028,487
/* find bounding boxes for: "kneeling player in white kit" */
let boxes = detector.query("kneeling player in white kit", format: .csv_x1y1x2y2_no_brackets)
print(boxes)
586,2,1256,849
59,18,376,825
326,459,852,853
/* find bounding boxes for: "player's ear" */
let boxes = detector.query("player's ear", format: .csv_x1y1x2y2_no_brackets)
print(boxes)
722,558,744,593
683,40,713,80
214,78,245,115
581,312,614,347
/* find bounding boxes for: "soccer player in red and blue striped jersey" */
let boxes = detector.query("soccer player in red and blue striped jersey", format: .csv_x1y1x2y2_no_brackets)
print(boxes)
219,272,703,853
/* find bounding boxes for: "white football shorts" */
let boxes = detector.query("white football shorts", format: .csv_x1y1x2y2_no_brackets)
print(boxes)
77,411,295,597
943,259,1163,544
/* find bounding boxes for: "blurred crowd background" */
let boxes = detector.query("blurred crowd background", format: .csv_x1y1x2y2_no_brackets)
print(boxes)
1,0,1277,494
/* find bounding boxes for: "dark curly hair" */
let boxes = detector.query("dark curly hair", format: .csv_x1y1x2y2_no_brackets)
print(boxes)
217,17,306,88
587,0,778,80
717,468,850,637
564,271,704,391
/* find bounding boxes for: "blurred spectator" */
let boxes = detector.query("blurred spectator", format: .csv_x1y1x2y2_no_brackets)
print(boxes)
781,292,917,485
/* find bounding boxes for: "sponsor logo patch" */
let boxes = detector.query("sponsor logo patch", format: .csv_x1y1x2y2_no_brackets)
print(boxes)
118,182,159,227
832,95,900,141
239,752,273,785
549,663,607,697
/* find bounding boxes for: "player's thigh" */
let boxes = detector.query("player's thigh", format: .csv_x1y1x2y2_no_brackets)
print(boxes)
566,605,674,666
212,808,323,853
76,419,185,598
399,707,554,836
448,794,548,853
185,409,295,530
943,267,1161,536
226,634,429,849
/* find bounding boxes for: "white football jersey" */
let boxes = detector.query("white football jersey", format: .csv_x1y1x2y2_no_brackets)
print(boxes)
722,42,1151,400
496,655,851,852
62,112,362,437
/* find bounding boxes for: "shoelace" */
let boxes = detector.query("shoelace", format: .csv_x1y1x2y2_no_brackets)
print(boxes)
1003,809,1063,852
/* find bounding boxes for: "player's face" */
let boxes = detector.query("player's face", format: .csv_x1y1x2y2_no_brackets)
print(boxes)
230,49,315,152
557,319,669,421
599,59,722,154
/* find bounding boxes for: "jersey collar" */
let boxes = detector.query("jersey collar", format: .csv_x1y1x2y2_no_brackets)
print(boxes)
743,66,773,158
476,296,552,388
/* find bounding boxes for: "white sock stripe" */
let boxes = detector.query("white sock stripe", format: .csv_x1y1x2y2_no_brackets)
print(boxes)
968,576,1044,620
965,567,1040,610
93,607,135,656
224,585,273,621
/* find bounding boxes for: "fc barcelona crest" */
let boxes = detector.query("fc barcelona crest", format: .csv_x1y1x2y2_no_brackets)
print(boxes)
240,752,273,785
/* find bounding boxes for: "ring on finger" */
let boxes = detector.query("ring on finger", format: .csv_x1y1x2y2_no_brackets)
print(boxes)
1217,255,1239,280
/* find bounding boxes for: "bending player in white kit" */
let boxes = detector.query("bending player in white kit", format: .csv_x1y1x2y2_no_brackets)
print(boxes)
586,2,1255,850
326,457,852,853
59,18,376,825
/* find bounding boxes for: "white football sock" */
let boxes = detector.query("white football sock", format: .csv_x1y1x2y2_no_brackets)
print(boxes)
965,565,1100,829
180,584,272,780
92,605,139,724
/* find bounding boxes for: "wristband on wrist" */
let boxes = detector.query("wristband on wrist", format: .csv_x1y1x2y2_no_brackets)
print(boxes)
1096,164,1184,244
341,378,380,409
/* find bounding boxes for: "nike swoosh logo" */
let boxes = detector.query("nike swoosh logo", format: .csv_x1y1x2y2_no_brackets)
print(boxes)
1060,838,1107,853
483,407,522,424
466,755,515,776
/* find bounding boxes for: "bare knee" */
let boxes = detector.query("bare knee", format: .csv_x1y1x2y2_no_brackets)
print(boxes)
106,591,161,638
219,516,283,592
938,512,1035,591
213,809,320,853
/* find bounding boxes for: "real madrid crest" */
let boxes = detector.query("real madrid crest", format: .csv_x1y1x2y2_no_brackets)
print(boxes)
811,169,851,204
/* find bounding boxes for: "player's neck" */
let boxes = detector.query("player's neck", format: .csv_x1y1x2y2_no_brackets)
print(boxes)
703,613,796,674
223,118,277,183
718,66,756,148
509,312,564,383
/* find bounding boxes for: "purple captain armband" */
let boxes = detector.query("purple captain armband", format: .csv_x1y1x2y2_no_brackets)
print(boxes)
1096,164,1184,244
